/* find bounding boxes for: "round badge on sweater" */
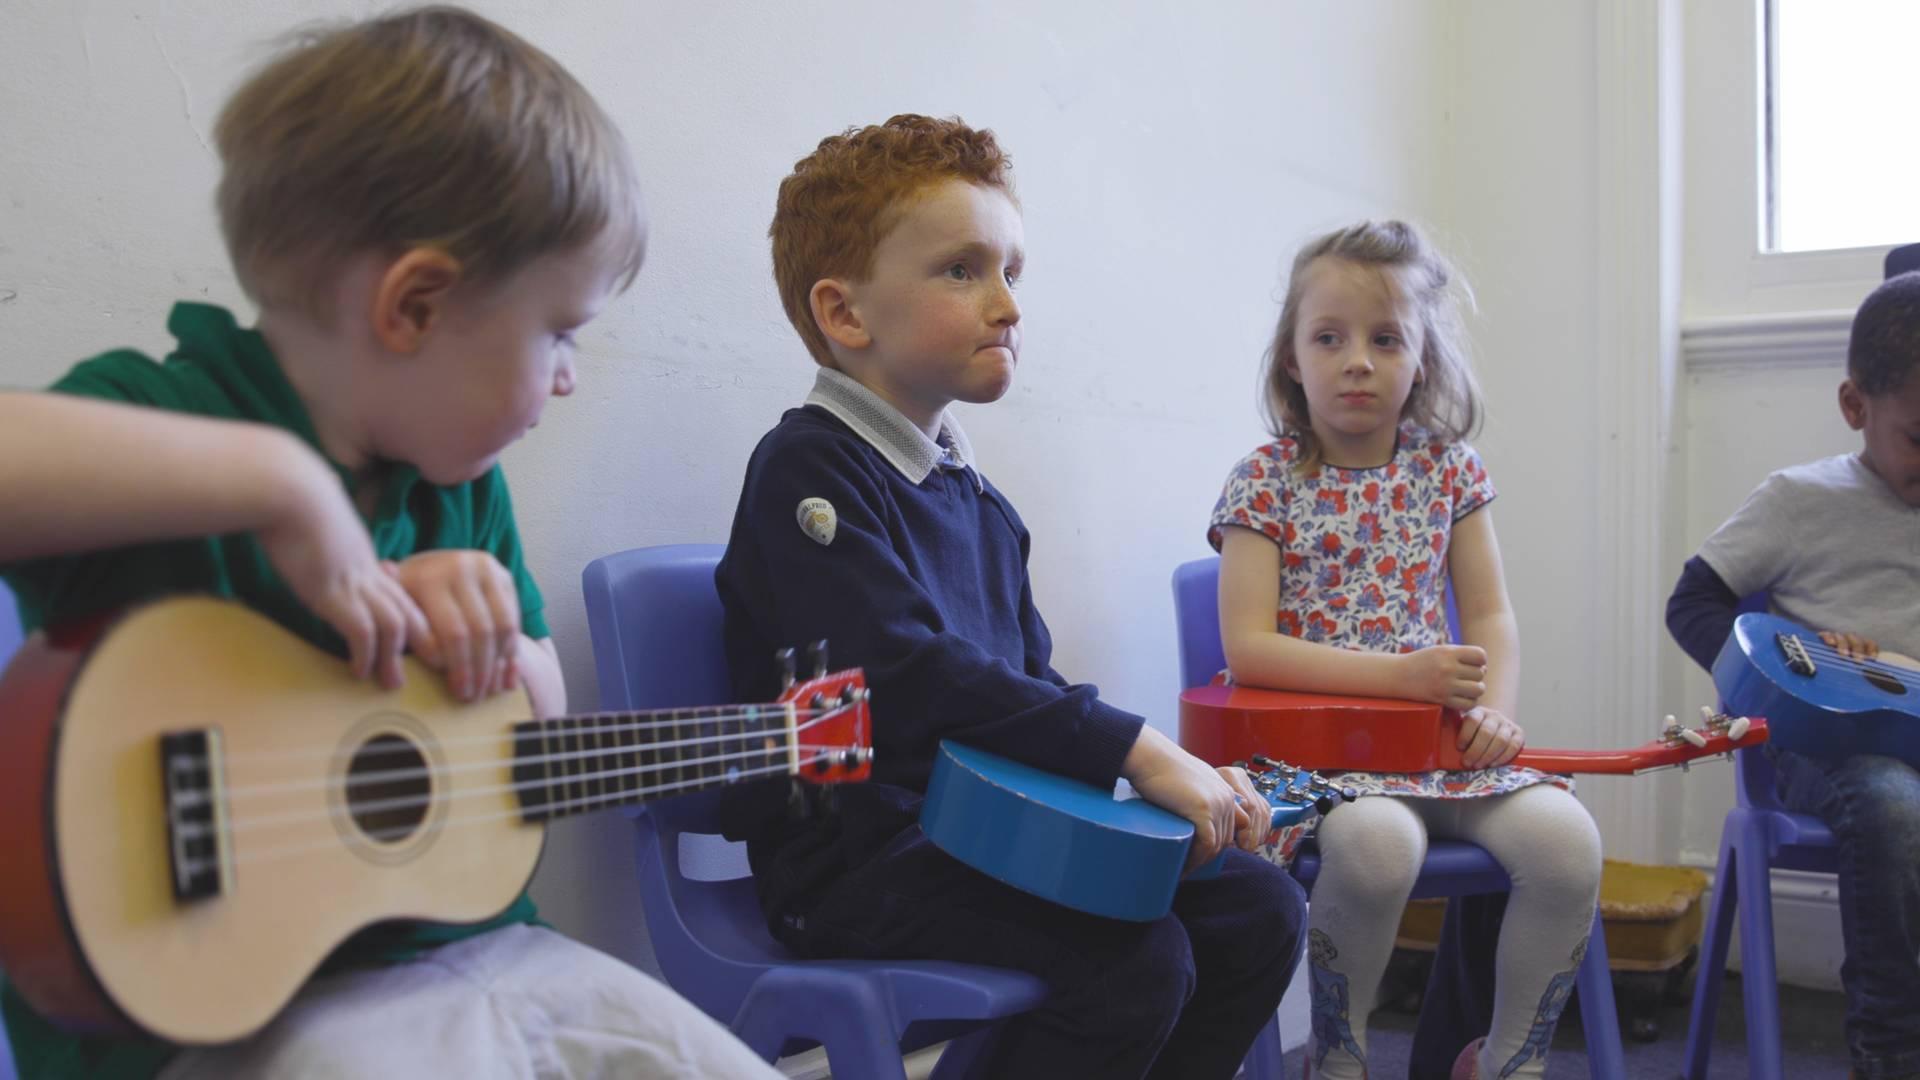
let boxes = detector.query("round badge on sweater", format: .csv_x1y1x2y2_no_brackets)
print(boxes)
796,498,837,546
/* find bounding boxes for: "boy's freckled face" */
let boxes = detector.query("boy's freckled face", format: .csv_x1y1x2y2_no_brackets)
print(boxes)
846,179,1025,423
388,238,632,485
1852,372,1920,508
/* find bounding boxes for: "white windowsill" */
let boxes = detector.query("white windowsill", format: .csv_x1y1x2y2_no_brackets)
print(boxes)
1680,309,1852,372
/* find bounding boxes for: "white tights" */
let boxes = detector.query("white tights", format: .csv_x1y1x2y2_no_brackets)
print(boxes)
1305,784,1601,1079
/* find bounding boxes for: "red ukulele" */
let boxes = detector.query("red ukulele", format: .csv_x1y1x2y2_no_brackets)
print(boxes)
1179,685,1767,775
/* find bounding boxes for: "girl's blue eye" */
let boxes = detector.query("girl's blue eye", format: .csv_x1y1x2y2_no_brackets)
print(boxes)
1375,334,1402,348
557,331,578,347
1004,269,1020,287
1315,332,1339,346
947,264,970,281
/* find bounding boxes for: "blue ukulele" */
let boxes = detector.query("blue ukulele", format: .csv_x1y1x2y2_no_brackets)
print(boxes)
1714,611,1920,765
920,740,1347,921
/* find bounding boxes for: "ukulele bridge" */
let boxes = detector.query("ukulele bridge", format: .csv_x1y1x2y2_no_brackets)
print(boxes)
160,729,233,903
1776,633,1817,677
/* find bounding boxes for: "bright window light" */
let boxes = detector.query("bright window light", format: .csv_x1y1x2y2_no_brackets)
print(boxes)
1768,0,1920,252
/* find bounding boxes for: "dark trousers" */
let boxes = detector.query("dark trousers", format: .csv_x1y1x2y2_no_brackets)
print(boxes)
778,828,1307,1080
1774,749,1920,1080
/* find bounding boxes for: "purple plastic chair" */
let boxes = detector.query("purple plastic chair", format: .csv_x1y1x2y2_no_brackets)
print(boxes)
1886,242,1920,279
1682,597,1836,1080
582,544,1041,1079
1,579,21,1080
1172,556,1627,1078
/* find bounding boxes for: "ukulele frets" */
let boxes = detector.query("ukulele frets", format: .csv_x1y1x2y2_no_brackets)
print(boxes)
159,728,233,903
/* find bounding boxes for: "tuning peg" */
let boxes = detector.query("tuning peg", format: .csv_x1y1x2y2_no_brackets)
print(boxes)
776,648,796,691
1661,713,1679,735
1727,715,1751,741
1700,705,1717,726
1680,727,1708,749
808,640,829,679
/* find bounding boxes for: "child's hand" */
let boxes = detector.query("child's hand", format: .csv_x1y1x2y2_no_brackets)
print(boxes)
257,462,428,691
1398,644,1488,709
382,550,522,703
1123,727,1252,871
1456,706,1524,768
1819,630,1879,661
1218,765,1267,852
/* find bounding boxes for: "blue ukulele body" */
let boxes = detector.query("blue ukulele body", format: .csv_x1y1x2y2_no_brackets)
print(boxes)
920,740,1337,921
1713,611,1920,764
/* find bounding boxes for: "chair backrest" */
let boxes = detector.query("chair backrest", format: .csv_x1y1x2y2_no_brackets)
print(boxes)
583,543,733,714
580,543,752,875
1171,554,1463,690
581,544,801,1020
0,579,22,671
1887,242,1920,279
1726,591,1789,812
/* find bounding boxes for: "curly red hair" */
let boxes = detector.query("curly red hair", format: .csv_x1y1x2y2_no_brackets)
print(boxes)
771,114,1015,366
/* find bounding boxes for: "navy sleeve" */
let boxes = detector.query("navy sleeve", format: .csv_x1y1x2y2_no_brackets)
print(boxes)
720,430,1143,796
1666,555,1741,673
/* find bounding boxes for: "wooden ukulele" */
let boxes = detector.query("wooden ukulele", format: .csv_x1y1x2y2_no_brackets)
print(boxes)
1178,685,1767,775
0,597,872,1044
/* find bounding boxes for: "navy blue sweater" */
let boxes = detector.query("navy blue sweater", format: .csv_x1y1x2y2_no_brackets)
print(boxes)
1666,555,1742,673
715,405,1145,920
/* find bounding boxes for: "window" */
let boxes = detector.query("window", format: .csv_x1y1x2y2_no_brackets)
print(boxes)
1766,0,1920,252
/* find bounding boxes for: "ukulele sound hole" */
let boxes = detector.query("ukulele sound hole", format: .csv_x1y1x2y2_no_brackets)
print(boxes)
346,734,431,844
1864,667,1909,697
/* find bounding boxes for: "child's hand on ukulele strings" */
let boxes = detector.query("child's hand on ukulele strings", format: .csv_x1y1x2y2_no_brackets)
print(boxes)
259,456,429,691
1456,706,1524,768
383,550,523,703
1819,629,1880,661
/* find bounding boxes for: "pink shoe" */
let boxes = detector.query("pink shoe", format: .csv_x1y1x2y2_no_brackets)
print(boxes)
1450,1037,1485,1080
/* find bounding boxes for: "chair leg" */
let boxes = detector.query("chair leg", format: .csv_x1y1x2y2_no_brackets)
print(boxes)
1683,816,1743,1080
1733,814,1787,1080
1573,907,1625,1080
730,974,911,1080
1239,1011,1284,1080
927,1026,999,1080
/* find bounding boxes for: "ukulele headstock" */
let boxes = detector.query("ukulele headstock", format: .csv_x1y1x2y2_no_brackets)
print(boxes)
1652,706,1770,768
774,641,873,785
1240,754,1357,816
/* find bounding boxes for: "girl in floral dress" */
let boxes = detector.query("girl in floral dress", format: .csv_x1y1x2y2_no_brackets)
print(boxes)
1208,221,1601,1080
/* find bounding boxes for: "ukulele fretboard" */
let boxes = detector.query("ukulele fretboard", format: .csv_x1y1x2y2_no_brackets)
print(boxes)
510,705,792,822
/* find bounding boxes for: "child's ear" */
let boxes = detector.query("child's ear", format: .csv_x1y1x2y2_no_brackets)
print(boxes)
371,249,464,355
810,278,872,351
1838,377,1870,431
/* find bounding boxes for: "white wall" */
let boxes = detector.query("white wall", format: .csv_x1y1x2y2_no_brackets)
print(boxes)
0,0,1456,979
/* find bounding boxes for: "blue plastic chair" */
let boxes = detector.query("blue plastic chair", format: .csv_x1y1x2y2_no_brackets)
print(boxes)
1,579,21,1080
1682,596,1838,1080
1172,556,1627,1078
1681,747,1836,1080
1886,241,1920,279
581,544,1050,1080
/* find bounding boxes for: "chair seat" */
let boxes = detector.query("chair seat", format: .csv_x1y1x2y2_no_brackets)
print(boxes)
1293,838,1513,898
675,875,1048,1013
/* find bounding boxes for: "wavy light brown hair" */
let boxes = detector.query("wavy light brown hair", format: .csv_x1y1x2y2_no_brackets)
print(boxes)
771,114,1014,366
215,5,645,321
1262,220,1482,471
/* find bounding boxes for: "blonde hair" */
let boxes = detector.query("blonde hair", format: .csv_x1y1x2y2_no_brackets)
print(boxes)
215,5,644,320
1262,220,1482,471
771,114,1014,366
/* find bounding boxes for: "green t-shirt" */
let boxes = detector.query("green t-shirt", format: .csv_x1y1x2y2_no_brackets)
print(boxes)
0,303,549,1079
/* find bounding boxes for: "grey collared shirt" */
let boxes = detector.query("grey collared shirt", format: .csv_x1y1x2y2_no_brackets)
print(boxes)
804,367,984,493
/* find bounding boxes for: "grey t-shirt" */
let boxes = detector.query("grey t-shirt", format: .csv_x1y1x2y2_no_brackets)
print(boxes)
1698,452,1920,658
